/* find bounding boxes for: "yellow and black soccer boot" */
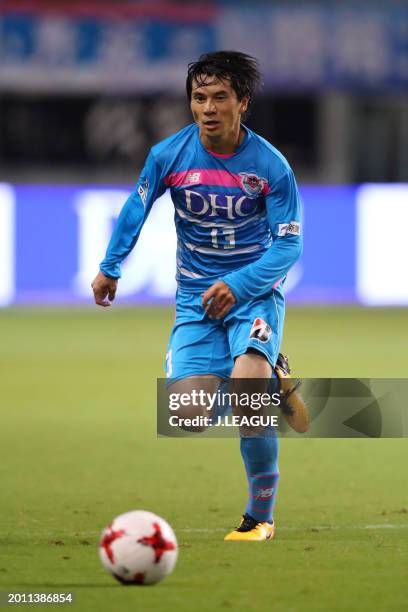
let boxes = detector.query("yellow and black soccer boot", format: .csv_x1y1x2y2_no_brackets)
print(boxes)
275,353,309,433
224,513,275,541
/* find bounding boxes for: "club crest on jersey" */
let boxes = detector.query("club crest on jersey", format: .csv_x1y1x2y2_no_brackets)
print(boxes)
250,317,272,343
239,172,267,197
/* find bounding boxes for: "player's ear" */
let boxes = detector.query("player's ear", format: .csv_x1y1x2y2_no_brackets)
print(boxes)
240,97,249,114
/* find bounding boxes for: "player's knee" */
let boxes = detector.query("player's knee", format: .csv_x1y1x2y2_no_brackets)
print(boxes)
167,391,211,432
167,376,220,433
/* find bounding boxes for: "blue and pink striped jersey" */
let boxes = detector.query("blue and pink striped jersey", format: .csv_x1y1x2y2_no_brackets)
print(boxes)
100,123,302,303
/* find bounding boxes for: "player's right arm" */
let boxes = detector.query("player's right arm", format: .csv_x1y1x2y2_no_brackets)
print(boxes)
92,150,166,307
219,168,302,304
204,168,302,318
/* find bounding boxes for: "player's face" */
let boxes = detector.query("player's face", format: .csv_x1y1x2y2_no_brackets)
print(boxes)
190,75,248,145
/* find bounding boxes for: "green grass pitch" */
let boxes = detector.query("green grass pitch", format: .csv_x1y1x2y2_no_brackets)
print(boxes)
0,306,407,611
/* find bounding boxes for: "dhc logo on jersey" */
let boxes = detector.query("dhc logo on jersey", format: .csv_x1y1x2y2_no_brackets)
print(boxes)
184,189,261,220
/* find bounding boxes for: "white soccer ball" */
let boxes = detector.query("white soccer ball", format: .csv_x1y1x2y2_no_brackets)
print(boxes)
99,510,178,585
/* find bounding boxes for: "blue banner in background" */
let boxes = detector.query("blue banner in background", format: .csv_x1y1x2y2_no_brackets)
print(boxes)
3,183,407,308
294,186,357,303
0,182,407,307
0,2,407,92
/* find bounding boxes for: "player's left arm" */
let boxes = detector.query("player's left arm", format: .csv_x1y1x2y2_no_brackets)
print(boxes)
218,168,302,304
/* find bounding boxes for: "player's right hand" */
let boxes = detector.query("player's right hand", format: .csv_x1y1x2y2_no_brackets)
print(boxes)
91,271,118,307
202,280,236,319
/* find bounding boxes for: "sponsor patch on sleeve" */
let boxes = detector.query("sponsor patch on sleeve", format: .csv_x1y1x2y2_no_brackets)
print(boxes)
277,221,301,237
138,179,149,207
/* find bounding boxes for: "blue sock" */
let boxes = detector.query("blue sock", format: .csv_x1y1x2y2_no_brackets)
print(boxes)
240,435,279,523
268,369,280,394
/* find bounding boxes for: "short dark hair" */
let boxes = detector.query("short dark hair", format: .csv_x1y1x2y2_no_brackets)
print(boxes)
186,50,262,110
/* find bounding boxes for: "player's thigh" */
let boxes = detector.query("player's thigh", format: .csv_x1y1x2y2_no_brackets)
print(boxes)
165,292,233,381
165,319,228,429
225,292,284,435
232,351,272,379
226,290,285,373
165,292,232,430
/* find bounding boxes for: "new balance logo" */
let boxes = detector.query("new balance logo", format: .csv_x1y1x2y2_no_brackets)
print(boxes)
250,318,272,343
254,487,274,500
186,172,201,183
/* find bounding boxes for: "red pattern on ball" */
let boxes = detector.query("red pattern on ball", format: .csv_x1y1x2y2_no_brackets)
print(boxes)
137,522,176,563
101,524,126,563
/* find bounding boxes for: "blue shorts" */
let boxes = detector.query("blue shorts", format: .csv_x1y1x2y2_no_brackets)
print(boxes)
165,288,285,381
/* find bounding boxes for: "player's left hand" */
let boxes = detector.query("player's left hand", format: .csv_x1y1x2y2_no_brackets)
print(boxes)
202,281,236,319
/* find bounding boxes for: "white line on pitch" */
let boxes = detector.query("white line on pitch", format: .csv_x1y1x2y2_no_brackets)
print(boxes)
16,525,408,538
178,524,408,533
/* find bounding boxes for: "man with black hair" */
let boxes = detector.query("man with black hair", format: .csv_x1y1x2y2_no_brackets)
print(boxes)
92,51,304,541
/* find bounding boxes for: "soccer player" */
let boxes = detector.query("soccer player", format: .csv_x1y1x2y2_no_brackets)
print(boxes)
92,51,303,541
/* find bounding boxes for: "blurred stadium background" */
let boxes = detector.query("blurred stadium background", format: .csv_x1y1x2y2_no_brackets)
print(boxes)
1,0,407,308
